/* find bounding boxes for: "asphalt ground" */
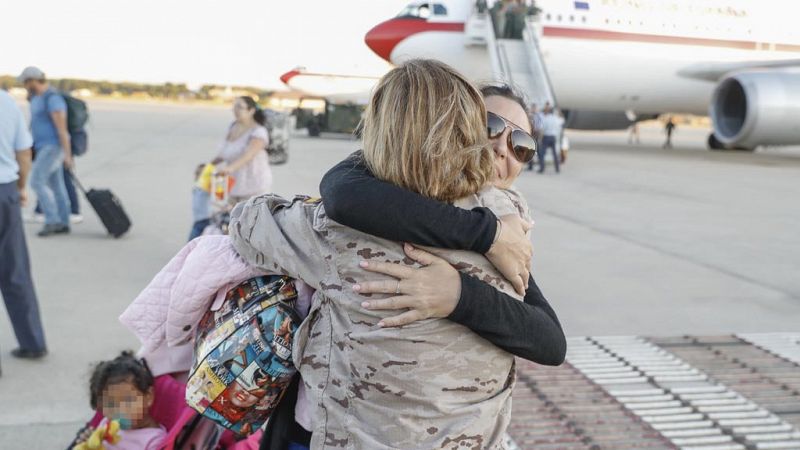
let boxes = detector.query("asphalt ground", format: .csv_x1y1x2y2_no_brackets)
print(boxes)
1,100,798,448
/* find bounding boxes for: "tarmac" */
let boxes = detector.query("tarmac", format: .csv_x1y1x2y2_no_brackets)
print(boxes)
1,100,798,448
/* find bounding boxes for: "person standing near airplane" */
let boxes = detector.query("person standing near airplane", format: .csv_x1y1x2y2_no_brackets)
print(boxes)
538,105,563,174
664,117,676,149
528,102,544,171
628,123,641,144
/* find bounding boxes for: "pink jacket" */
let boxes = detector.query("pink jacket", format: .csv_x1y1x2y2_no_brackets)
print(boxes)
120,235,312,376
119,236,264,375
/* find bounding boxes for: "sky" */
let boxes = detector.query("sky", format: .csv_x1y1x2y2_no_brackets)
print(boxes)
0,0,411,90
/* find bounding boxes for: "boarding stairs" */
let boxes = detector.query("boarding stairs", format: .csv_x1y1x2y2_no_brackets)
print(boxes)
465,9,557,109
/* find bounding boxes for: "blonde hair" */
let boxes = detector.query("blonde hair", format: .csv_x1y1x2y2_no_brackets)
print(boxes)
361,59,493,202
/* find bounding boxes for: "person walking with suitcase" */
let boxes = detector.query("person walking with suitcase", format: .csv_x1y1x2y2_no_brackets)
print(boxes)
18,67,73,237
0,89,48,365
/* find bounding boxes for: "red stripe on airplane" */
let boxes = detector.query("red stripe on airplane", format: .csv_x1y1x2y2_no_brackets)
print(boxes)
542,26,800,51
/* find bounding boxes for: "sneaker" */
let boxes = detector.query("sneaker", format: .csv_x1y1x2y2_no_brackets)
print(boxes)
24,213,45,224
37,223,69,237
70,214,84,224
11,348,48,359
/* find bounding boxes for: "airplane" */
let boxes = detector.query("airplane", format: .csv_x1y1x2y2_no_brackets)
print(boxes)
364,0,800,150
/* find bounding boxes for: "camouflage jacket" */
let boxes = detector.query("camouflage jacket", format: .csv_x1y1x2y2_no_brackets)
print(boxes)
230,188,531,449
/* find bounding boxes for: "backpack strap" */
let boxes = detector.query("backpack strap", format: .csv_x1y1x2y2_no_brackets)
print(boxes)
41,89,65,116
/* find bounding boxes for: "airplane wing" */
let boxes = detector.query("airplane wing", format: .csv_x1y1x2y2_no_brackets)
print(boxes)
280,68,379,104
678,59,800,82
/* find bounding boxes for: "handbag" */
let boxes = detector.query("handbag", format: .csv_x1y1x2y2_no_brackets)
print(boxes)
186,275,300,436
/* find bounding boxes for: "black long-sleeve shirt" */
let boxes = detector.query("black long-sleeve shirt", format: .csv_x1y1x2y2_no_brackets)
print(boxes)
320,152,566,365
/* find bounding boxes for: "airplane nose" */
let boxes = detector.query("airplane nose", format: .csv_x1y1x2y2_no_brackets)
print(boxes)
365,19,408,62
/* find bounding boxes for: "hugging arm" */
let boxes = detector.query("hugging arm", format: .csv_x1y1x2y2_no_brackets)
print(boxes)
229,195,327,289
320,152,498,253
322,155,563,363
450,274,566,365
321,152,532,293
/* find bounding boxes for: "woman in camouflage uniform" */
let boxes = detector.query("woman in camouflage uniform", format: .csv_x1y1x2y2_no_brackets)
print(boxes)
231,60,542,449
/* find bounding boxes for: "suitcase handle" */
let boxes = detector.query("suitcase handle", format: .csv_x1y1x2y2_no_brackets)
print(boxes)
67,169,89,195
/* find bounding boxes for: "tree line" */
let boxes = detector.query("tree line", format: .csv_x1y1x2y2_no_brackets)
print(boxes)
0,75,272,100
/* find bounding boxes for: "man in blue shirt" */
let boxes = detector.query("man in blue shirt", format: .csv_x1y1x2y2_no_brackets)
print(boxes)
0,89,48,361
18,66,73,236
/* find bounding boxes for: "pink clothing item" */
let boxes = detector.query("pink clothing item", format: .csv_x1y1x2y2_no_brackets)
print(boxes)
119,235,263,375
219,430,262,450
149,375,191,431
99,419,167,450
120,235,314,376
218,124,272,198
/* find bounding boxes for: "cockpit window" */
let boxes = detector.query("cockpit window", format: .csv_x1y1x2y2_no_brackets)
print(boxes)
396,3,447,19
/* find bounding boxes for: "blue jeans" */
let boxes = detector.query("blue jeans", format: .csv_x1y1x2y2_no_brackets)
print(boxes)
30,145,70,225
34,165,79,215
188,219,211,241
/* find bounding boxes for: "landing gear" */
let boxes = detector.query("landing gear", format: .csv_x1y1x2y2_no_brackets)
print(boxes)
707,134,755,152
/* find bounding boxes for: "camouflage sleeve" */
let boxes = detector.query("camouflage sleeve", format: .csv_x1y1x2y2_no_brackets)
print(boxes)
229,194,329,290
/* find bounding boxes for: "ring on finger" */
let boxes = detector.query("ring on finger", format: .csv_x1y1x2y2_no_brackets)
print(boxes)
395,280,401,294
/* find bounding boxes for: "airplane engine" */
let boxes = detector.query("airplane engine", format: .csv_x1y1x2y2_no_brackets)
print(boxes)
710,71,800,149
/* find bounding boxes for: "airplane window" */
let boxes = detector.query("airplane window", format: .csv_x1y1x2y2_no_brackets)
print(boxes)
418,4,431,19
546,13,552,20
569,15,575,22
557,14,562,21
396,3,431,19
433,4,447,15
582,16,587,23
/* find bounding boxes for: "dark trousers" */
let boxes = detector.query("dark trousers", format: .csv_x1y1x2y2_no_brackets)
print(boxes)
34,165,80,215
527,135,542,171
188,218,211,242
0,182,47,352
538,135,560,173
64,166,79,214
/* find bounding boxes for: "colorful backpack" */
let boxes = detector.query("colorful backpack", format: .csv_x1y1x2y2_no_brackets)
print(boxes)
186,275,300,436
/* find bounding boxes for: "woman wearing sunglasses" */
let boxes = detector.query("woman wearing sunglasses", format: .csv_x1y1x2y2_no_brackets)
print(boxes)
257,82,561,449
316,83,552,352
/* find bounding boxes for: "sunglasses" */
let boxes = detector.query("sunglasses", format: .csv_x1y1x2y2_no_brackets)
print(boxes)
487,112,537,163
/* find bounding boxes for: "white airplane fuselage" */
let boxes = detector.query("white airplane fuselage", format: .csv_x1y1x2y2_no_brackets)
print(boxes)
370,0,800,116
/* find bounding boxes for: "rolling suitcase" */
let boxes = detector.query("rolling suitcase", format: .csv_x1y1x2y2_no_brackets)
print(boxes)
70,172,131,238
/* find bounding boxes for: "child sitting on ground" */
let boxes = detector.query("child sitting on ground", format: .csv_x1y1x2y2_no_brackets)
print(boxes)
77,351,167,450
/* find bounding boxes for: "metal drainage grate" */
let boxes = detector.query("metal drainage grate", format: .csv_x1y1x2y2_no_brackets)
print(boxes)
566,336,800,450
